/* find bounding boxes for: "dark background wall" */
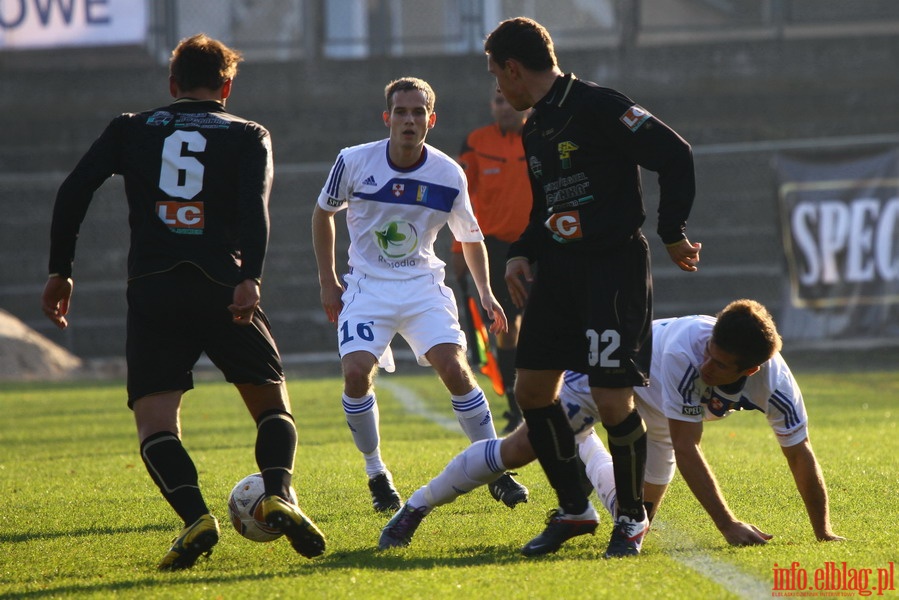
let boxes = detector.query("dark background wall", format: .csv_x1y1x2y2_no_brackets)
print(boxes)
2,26,898,366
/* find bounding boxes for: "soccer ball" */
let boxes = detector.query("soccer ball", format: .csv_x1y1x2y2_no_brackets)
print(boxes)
227,473,297,542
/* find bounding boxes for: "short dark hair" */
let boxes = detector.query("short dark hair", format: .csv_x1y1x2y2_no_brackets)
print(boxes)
384,77,436,113
484,17,557,71
712,299,783,370
170,33,242,92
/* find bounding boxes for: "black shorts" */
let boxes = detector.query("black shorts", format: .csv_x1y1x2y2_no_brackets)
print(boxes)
515,233,652,388
125,264,285,407
484,236,522,319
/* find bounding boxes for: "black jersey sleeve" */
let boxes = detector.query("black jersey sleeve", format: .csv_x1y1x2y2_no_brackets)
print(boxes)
48,117,123,277
507,171,544,264
235,123,273,282
617,111,695,245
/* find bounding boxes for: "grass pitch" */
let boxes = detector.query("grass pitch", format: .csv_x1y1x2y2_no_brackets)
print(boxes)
0,369,896,599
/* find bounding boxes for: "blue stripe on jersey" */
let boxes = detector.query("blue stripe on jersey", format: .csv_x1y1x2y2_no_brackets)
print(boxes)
342,394,375,415
326,155,345,199
769,390,799,429
356,178,459,212
452,390,486,413
484,439,502,473
678,365,699,403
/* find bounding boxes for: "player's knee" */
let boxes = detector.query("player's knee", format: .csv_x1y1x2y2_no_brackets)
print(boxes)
341,352,377,391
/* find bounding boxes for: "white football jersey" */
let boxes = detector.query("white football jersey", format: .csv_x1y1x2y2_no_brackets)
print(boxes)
638,315,808,447
561,316,809,448
317,139,483,280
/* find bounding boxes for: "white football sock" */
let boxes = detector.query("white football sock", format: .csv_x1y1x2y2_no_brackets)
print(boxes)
578,430,617,517
408,439,506,511
451,387,497,441
342,392,386,476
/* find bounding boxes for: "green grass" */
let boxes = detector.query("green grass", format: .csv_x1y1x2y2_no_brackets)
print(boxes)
0,370,896,599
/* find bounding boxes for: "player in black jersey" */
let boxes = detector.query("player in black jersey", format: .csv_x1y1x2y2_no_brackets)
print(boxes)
41,34,324,570
485,17,702,558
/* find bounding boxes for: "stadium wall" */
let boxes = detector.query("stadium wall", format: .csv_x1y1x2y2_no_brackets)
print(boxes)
1,32,898,360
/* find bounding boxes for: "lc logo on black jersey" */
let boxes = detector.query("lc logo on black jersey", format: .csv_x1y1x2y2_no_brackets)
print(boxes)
157,201,205,235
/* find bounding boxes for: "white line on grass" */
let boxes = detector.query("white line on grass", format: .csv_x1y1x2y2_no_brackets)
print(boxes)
380,379,462,432
380,379,772,599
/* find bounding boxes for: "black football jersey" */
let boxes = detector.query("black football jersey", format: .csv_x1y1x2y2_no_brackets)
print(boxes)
510,74,695,261
49,99,272,286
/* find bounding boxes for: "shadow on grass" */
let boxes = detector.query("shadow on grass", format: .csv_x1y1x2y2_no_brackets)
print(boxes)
5,542,567,598
0,522,172,544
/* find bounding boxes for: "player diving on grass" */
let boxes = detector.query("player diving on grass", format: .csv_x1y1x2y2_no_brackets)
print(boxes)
379,299,844,552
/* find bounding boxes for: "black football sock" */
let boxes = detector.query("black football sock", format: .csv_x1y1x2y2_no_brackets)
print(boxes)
140,431,209,525
524,402,589,515
496,348,521,418
255,409,297,500
604,409,647,521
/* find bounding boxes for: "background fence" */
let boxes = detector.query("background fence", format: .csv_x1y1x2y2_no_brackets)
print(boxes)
2,0,898,362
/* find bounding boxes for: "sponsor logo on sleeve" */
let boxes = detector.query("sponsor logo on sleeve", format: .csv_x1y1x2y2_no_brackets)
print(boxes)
620,105,652,132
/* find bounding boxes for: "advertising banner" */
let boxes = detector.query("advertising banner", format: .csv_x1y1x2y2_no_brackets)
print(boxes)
774,148,899,342
0,0,147,49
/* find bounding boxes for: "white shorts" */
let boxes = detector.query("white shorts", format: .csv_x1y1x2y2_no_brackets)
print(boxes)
560,373,676,486
338,271,466,370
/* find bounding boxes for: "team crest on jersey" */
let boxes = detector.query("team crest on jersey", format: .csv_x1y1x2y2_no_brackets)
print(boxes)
557,141,578,169
529,156,543,178
392,183,405,197
374,219,420,261
620,105,652,132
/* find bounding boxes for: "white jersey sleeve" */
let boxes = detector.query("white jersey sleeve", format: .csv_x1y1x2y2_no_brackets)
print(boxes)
752,354,809,447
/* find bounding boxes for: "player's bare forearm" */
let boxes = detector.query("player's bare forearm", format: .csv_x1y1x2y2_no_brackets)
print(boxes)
782,439,845,541
669,419,771,544
311,205,344,324
460,241,491,297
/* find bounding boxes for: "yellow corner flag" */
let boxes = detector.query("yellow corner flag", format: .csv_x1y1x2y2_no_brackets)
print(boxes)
467,296,504,396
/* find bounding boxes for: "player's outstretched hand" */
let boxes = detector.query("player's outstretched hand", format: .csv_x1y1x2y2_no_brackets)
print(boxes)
504,257,532,309
721,521,773,546
42,276,74,330
666,238,702,272
229,278,261,325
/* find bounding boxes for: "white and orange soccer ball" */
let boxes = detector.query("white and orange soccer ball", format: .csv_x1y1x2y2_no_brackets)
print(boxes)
227,473,297,542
